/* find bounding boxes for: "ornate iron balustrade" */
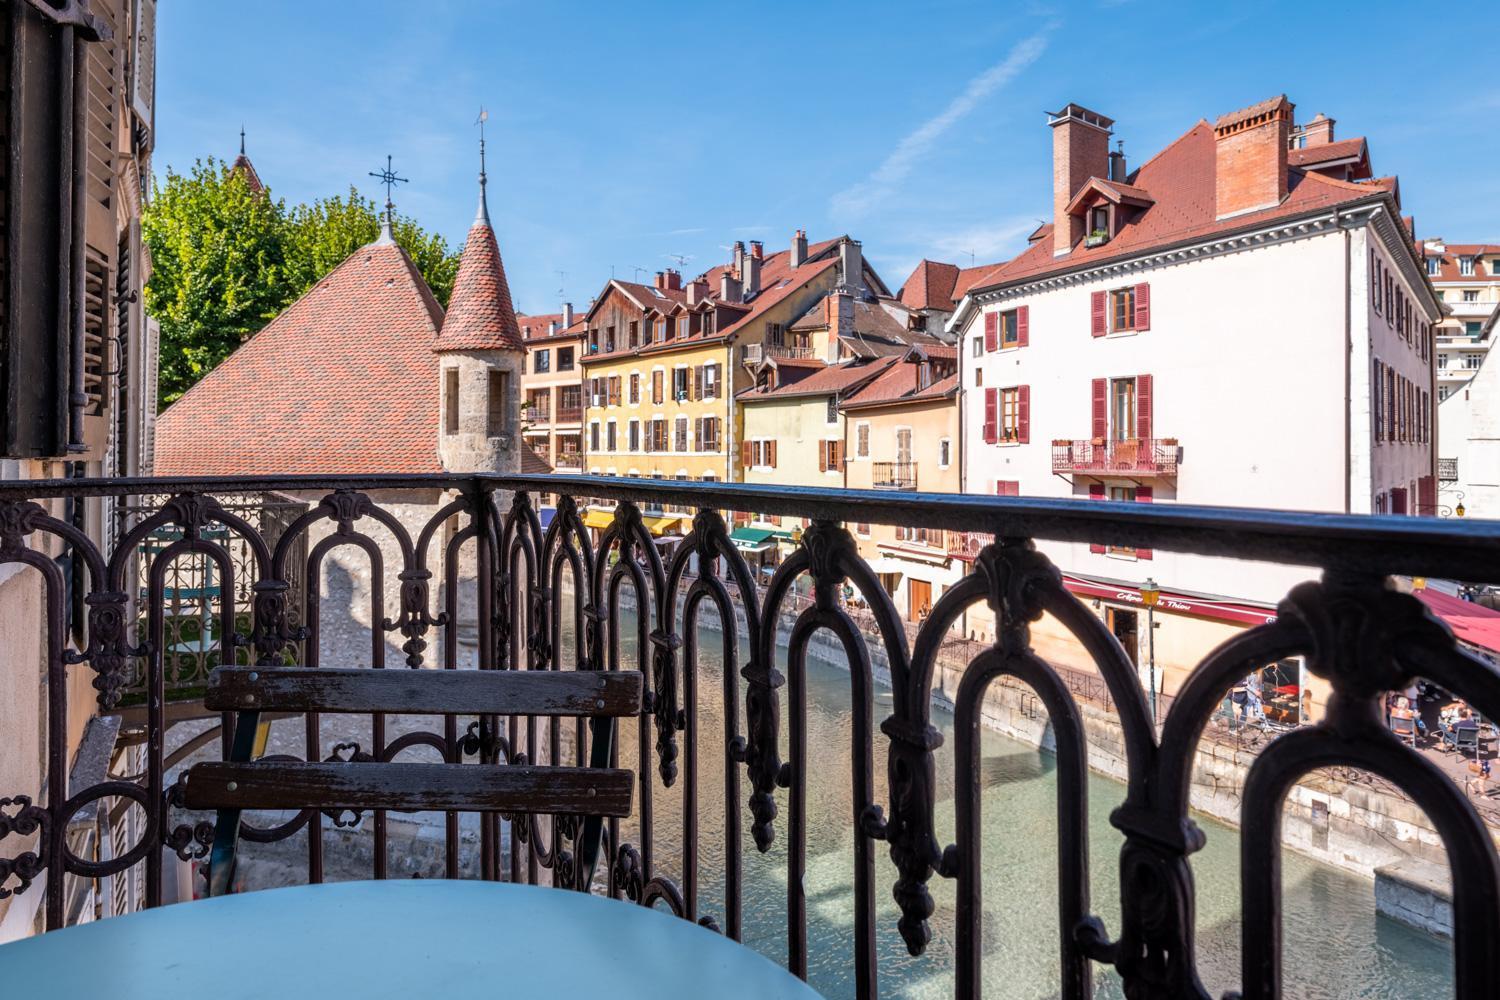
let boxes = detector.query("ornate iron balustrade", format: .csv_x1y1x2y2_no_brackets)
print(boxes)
872,461,918,491
2,472,1500,999
1051,436,1181,476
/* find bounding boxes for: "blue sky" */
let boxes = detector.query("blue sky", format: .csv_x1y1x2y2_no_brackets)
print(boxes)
155,1,1500,314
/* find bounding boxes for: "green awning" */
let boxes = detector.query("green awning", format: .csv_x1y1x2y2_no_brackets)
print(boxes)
729,527,776,550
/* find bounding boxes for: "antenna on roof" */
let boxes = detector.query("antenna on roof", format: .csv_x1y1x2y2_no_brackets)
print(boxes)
632,265,650,282
666,253,693,270
961,248,975,268
556,270,567,303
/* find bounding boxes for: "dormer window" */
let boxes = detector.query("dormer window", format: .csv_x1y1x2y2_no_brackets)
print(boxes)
1087,205,1110,246
1460,256,1475,277
1427,257,1441,276
917,361,932,391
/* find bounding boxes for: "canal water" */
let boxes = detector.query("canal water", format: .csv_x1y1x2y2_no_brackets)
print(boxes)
608,613,1453,999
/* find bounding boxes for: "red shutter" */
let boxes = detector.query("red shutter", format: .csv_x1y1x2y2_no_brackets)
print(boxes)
1091,378,1107,440
983,387,998,444
741,440,752,466
1091,291,1107,337
996,481,1019,496
1017,306,1030,347
1137,375,1153,440
769,440,778,468
1018,385,1031,444
1390,486,1407,515
1088,483,1106,553
1134,486,1153,560
1134,283,1151,331
984,312,998,352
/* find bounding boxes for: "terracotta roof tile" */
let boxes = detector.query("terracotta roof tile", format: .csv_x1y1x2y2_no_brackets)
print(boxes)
1287,137,1367,169
898,259,961,311
739,356,897,402
1425,243,1500,283
969,120,1408,296
155,241,445,476
435,216,524,352
840,358,958,410
521,443,553,475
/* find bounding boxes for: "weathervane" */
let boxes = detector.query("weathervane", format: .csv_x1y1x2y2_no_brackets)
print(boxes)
239,125,246,156
367,154,408,227
475,107,488,182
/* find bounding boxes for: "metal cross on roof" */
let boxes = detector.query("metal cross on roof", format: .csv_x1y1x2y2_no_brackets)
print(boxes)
368,154,408,222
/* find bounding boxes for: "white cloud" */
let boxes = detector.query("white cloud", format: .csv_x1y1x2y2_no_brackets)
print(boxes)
927,216,1042,265
829,28,1052,220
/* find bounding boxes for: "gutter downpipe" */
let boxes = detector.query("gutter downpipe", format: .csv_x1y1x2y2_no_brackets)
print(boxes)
1338,205,1353,514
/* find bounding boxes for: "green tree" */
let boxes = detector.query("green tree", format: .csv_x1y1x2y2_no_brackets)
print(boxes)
141,158,288,406
143,168,461,409
285,188,460,305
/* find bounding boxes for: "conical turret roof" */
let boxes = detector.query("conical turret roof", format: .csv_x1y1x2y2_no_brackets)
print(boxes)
435,179,523,352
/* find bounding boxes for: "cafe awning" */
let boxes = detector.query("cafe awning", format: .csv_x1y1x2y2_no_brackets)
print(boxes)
1416,587,1500,657
538,507,556,530
582,509,614,531
642,515,684,537
730,526,776,553
1062,574,1278,628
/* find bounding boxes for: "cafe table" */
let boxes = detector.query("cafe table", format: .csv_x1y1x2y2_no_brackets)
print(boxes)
3,879,823,999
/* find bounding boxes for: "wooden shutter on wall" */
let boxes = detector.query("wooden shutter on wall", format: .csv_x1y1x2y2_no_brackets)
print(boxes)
1134,486,1153,560
818,440,828,472
1018,385,1030,444
1390,487,1407,515
1017,306,1029,347
1091,378,1107,440
1088,483,1106,553
984,312,998,352
995,481,1019,496
1370,250,1379,314
1134,283,1151,331
1091,291,1107,337
983,387,998,444
1137,375,1153,440
741,440,752,466
768,440,777,468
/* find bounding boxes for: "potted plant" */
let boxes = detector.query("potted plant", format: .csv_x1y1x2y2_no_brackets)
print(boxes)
1085,228,1110,248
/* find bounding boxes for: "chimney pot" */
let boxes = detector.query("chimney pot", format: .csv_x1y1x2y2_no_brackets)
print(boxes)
742,251,762,300
686,277,708,305
749,240,763,260
561,302,574,327
790,229,808,268
548,321,557,336
720,270,741,303
837,238,865,297
1047,104,1114,257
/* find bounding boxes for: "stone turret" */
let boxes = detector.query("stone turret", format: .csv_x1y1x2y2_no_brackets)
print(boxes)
432,165,525,475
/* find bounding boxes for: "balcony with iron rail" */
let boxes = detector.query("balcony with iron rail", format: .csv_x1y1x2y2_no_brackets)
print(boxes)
2,472,1499,998
1052,437,1180,477
872,460,917,490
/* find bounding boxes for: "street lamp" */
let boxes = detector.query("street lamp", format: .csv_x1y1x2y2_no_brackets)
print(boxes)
1141,576,1161,726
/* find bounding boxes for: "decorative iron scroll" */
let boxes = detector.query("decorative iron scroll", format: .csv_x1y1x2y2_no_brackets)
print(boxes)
1,472,1499,1000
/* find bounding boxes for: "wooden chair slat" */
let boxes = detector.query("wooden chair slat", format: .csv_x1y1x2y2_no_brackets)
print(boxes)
184,761,634,818
203,667,643,718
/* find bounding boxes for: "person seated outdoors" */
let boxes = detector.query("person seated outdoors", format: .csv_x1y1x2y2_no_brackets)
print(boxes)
1232,672,1267,729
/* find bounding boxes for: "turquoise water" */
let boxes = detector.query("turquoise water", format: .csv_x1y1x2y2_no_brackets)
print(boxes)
607,615,1454,999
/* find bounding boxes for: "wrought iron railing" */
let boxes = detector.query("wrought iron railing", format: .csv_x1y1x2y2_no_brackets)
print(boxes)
1052,437,1180,476
1440,457,1459,482
2,472,1500,999
872,461,917,491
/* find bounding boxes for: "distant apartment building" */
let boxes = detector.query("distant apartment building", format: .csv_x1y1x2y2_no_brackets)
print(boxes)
738,282,940,563
1424,240,1500,516
951,96,1439,714
576,235,888,535
1,0,159,935
518,306,586,472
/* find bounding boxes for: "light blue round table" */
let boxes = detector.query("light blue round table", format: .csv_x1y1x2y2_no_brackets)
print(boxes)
3,880,823,999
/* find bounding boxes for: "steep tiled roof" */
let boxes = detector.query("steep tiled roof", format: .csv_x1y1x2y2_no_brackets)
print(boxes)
519,313,587,343
738,356,897,402
840,358,958,410
898,260,961,311
156,240,444,475
521,443,553,475
230,153,264,195
610,279,689,312
969,119,1411,297
435,203,524,352
1288,137,1367,170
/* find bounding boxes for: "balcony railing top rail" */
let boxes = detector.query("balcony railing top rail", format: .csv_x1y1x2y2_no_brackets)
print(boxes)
872,461,918,491
4,471,1500,999
1051,437,1180,477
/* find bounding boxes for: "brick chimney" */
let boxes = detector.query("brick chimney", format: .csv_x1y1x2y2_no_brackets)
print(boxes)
1214,95,1293,220
790,229,808,267
826,287,855,339
1298,112,1335,148
657,268,682,291
742,249,761,300
838,238,864,296
732,241,746,279
685,276,708,305
749,240,763,260
1047,104,1114,257
561,301,573,327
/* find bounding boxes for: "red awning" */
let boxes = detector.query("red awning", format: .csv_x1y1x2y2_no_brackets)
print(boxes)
1062,575,1279,628
1416,588,1500,657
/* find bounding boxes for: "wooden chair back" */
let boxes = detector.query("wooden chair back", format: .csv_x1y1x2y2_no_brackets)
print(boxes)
184,667,642,896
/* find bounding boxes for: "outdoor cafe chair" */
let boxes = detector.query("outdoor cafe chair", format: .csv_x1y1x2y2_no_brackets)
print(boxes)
1387,713,1417,747
183,665,642,896
1443,722,1483,756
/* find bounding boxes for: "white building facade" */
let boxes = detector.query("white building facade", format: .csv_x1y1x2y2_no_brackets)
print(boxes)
1426,241,1500,517
952,96,1440,712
